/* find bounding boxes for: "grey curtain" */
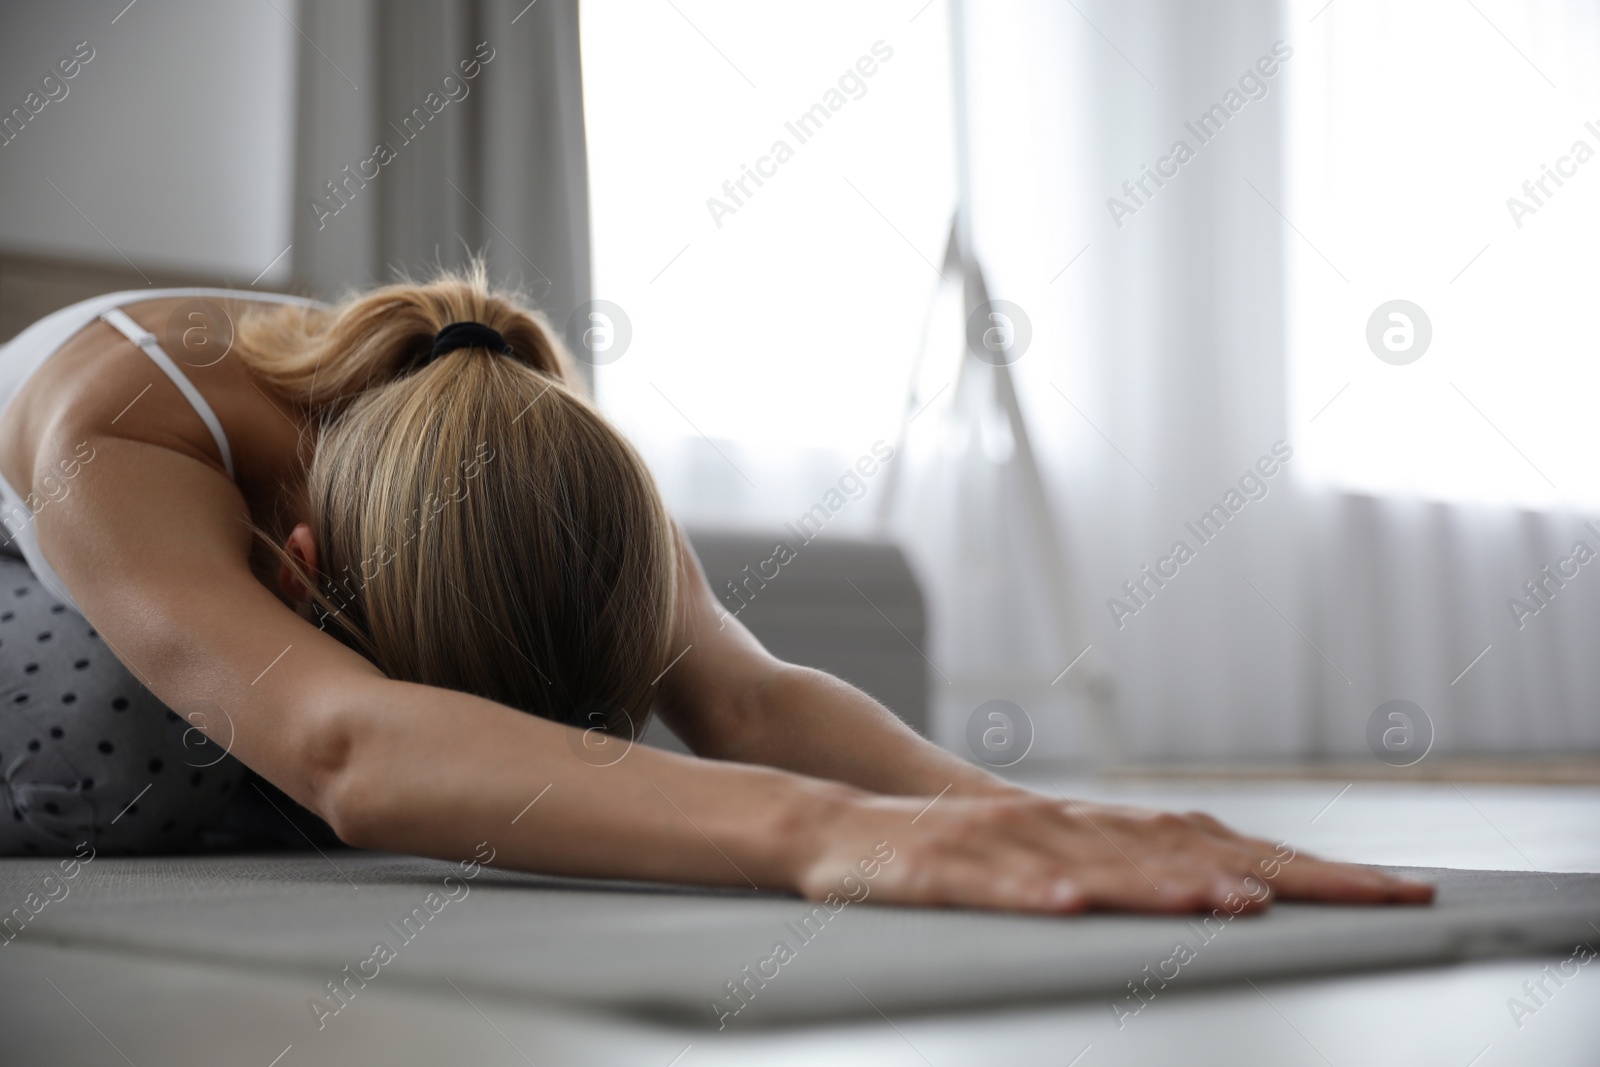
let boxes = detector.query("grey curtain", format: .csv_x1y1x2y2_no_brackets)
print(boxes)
289,0,591,381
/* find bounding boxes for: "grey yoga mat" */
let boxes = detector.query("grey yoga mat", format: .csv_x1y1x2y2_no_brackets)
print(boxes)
0,853,1595,1029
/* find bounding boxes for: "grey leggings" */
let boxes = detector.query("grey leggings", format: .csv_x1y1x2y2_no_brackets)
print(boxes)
0,551,336,855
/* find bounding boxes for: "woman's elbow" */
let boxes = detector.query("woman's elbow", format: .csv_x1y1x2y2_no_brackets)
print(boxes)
319,773,383,849
289,699,377,847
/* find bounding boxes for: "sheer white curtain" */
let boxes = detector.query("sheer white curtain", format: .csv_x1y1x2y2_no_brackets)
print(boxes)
580,1,956,532
1287,0,1600,755
915,0,1309,763
928,0,1600,764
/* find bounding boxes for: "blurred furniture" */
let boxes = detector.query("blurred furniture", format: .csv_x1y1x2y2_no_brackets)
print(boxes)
682,528,929,738
0,252,229,344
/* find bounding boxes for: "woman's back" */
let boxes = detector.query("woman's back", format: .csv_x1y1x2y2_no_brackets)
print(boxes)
0,270,681,853
0,289,320,609
0,288,331,852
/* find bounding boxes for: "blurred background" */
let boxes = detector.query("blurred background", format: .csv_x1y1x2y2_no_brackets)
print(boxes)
3,0,1598,774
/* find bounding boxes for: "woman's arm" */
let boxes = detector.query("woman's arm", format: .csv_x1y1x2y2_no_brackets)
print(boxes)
652,529,1018,798
37,438,1430,911
330,668,1433,914
647,535,1435,910
33,433,843,885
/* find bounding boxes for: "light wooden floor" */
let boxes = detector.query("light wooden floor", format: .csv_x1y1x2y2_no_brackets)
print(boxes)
1094,755,1600,785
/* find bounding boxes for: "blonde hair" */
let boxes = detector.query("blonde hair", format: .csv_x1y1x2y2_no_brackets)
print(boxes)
235,265,677,736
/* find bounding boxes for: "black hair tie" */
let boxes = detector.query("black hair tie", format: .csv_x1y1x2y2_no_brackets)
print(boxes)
413,321,514,371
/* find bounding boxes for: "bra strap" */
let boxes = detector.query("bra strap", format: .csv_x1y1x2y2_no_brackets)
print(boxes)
99,308,235,480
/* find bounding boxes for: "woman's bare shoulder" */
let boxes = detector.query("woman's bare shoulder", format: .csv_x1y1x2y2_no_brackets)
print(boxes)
0,296,311,528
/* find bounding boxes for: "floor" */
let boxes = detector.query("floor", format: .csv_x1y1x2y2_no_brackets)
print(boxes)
2,774,1597,1067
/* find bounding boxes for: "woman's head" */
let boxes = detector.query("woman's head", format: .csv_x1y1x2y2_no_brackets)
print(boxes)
238,266,678,736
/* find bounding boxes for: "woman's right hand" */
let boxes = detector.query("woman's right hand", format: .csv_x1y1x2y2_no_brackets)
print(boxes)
793,790,1435,915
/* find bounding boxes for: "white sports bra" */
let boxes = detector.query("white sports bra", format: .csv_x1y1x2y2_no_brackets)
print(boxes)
0,288,322,612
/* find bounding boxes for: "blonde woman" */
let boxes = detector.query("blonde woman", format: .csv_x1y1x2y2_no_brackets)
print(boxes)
0,268,1431,914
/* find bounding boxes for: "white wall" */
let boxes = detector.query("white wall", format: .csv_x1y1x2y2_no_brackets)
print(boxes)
0,0,297,284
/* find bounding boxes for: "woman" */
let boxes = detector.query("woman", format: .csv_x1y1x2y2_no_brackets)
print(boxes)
0,267,1432,913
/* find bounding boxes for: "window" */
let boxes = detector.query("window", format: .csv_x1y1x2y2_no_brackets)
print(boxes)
580,1,955,525
1285,0,1600,509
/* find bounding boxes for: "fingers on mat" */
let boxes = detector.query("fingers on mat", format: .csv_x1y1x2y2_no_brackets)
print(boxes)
1272,857,1435,904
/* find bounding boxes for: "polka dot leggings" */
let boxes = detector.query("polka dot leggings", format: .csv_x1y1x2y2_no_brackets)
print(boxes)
0,552,333,855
